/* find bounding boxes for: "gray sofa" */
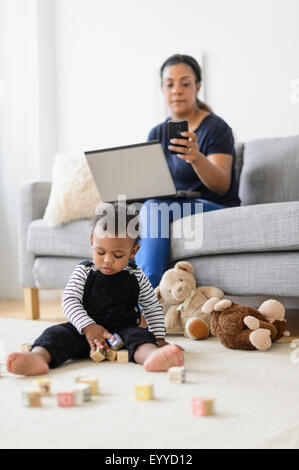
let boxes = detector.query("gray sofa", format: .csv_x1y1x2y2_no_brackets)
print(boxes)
19,134,299,319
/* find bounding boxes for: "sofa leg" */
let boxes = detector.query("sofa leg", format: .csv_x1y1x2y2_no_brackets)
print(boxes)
24,287,40,320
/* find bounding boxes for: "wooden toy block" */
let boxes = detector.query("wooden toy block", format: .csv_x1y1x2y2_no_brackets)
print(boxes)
74,383,91,403
33,377,51,396
57,391,74,407
22,389,42,407
135,384,153,401
192,398,214,417
90,346,106,362
106,333,124,351
106,349,117,361
21,343,32,352
168,366,186,384
117,350,129,363
76,377,99,395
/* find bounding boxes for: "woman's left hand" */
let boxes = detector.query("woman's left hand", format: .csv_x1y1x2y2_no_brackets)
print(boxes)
168,131,200,164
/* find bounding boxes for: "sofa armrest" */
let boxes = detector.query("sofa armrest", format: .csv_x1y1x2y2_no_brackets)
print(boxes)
18,181,51,287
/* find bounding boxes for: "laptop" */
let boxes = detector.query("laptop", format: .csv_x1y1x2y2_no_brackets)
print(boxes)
85,140,202,203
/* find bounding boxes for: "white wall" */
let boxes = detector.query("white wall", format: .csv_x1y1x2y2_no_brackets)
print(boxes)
53,0,299,153
1,0,299,299
0,0,56,298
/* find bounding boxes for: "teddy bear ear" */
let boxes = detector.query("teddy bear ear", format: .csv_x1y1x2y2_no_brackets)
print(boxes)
155,286,162,301
174,261,194,273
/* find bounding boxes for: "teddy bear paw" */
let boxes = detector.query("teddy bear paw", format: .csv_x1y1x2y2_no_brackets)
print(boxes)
185,318,209,340
249,328,272,351
244,316,260,331
201,297,221,315
214,299,232,312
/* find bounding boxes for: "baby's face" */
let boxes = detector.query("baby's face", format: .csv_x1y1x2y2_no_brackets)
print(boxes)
90,233,140,275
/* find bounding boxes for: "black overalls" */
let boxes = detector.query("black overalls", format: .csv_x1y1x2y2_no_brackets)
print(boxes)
32,262,157,368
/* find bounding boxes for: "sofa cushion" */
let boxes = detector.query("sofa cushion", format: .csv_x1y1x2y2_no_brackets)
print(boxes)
170,201,299,261
32,256,85,289
239,134,299,206
28,202,299,261
181,252,299,297
27,218,92,258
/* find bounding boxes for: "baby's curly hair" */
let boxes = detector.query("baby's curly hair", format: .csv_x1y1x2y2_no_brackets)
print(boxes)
91,201,141,246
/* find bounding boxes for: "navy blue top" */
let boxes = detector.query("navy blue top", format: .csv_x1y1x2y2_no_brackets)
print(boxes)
148,113,241,207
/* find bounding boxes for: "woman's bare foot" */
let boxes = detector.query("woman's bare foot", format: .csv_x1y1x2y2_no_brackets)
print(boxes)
143,344,184,372
6,352,49,376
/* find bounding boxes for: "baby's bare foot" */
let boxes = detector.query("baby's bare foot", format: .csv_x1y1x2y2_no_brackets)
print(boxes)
143,344,184,372
6,352,49,376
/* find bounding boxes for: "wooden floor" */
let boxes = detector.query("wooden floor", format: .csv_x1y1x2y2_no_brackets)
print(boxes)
0,299,299,340
0,298,65,323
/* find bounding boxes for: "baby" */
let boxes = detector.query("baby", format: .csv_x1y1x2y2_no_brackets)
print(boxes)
7,201,184,376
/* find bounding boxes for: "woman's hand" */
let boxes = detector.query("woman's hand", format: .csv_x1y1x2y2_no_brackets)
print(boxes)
83,323,114,352
168,131,201,164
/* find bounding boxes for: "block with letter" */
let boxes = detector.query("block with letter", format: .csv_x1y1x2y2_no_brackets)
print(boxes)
192,398,214,417
33,377,51,396
57,391,74,407
21,343,32,352
90,346,106,362
117,350,129,363
135,384,153,401
106,349,117,361
168,366,186,384
106,333,124,351
22,389,42,407
74,383,92,403
75,377,99,395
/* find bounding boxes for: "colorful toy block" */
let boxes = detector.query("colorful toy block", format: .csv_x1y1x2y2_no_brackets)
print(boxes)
106,349,117,361
33,377,51,396
57,391,74,407
117,350,129,363
73,383,92,403
90,346,106,362
168,366,186,384
135,384,153,401
75,377,99,395
106,333,124,351
21,343,32,352
22,389,42,407
192,398,214,417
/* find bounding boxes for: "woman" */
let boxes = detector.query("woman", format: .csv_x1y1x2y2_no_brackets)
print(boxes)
135,54,240,289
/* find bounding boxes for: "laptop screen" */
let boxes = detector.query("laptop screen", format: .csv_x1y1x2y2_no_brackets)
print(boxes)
85,141,176,202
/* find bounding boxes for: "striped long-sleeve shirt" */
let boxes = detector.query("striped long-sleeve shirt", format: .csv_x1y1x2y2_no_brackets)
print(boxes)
61,263,166,339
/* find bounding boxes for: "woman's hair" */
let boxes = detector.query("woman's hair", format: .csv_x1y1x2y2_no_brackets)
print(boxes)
91,201,141,246
160,54,212,113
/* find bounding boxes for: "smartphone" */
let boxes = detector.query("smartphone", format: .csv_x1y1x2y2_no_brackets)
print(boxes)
167,120,189,155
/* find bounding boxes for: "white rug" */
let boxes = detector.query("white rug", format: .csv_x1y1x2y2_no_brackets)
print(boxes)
0,318,298,449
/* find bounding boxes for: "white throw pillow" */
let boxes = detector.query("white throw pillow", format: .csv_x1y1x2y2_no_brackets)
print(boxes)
43,153,101,227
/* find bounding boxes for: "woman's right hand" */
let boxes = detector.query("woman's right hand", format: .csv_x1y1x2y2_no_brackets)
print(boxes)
83,323,115,352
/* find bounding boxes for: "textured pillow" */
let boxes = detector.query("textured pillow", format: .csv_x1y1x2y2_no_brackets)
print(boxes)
239,134,299,206
43,153,101,227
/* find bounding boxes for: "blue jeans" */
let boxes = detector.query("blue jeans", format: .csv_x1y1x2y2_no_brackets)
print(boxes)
135,198,227,289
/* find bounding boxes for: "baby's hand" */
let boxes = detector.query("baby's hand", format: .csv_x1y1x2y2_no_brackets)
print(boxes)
83,324,114,352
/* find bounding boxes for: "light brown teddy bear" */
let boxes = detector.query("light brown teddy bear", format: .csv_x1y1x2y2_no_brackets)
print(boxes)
155,261,224,340
201,297,290,350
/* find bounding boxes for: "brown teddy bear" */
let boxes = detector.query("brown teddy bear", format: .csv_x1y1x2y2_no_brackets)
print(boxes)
201,297,290,350
155,261,224,340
